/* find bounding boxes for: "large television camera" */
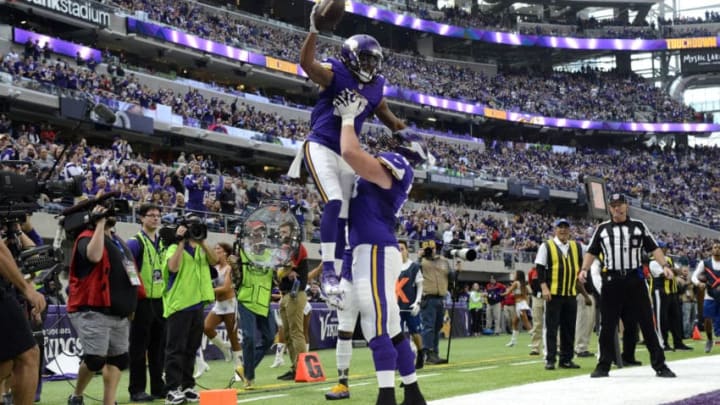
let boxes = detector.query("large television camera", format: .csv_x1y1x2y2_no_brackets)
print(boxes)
158,215,208,246
0,162,83,224
17,245,65,297
60,191,130,238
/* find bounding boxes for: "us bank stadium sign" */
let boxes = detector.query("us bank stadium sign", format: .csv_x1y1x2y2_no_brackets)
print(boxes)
19,0,111,27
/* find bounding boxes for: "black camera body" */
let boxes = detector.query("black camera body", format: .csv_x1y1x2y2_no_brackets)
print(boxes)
61,192,130,238
159,217,208,245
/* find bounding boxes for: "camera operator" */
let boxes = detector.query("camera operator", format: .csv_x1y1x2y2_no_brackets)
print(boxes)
0,237,46,405
162,215,216,405
67,204,140,405
275,221,309,381
126,204,167,402
418,240,456,365
235,221,276,390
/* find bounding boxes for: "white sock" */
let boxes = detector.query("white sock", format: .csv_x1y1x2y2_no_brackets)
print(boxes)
233,350,243,367
336,338,352,370
210,335,227,350
276,343,286,355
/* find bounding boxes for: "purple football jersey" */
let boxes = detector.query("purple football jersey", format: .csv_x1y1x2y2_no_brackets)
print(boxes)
307,58,385,155
348,152,413,247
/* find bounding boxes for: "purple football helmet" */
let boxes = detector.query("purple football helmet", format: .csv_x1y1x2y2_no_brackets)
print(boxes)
341,34,383,84
376,129,433,168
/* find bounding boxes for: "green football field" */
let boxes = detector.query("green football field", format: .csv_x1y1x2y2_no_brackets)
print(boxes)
39,333,710,404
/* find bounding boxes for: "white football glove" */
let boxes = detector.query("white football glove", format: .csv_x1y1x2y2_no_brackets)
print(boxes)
409,302,421,317
309,3,319,33
333,89,368,126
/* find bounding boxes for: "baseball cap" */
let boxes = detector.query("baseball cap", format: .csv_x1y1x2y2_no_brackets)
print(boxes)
248,220,266,231
658,241,667,248
554,218,570,227
608,193,627,204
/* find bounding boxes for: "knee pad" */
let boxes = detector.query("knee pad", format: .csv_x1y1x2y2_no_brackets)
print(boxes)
106,353,129,371
83,354,106,372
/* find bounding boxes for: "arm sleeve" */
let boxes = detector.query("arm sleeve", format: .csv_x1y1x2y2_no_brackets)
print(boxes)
691,261,705,286
126,238,143,269
586,227,603,256
73,237,94,278
649,261,664,277
27,229,43,246
642,222,659,252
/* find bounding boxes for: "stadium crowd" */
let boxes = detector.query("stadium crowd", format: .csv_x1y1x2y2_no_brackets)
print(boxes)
1,115,718,263
2,45,719,229
108,0,699,123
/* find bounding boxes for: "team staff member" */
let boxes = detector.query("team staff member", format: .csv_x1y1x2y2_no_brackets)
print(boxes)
649,245,692,351
276,221,310,381
419,240,453,365
690,241,720,353
162,216,217,404
126,204,166,402
579,194,676,378
67,205,140,405
397,240,425,369
534,219,584,370
236,221,276,390
0,235,46,405
527,267,544,356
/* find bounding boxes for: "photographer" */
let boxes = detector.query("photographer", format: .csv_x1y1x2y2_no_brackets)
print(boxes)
275,221,309,381
67,204,139,405
418,240,455,365
0,239,46,405
126,204,167,402
235,221,276,390
161,215,216,405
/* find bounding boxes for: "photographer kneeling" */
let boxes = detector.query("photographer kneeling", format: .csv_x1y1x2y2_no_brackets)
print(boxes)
161,216,216,405
67,204,140,405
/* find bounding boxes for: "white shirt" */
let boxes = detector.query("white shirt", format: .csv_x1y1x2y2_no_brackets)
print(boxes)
534,236,573,266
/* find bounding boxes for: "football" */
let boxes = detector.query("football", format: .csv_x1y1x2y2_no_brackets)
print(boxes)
313,0,346,32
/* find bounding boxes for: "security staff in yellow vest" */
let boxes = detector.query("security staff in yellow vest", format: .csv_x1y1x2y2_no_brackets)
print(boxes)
162,215,216,405
235,221,276,389
534,219,584,371
126,204,167,402
649,244,693,352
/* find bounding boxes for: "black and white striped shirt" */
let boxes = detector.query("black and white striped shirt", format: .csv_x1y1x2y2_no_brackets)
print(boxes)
587,218,660,272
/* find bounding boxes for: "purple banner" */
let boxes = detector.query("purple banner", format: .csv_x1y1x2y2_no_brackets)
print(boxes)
13,27,101,62
339,0,718,51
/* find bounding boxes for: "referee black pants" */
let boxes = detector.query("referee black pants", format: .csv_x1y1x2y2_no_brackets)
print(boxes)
598,273,665,372
544,295,576,364
129,298,166,396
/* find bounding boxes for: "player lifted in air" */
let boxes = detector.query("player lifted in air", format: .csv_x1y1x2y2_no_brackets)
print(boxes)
294,3,407,304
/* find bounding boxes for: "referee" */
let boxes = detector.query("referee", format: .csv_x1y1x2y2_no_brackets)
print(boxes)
579,194,676,378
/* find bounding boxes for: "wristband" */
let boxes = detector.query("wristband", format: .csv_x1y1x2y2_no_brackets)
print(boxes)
341,117,355,127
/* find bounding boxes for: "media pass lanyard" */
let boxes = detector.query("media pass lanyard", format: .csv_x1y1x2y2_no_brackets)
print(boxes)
111,236,141,287
142,232,163,285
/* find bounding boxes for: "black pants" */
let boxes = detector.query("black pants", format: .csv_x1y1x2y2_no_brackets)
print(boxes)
469,308,483,335
651,291,684,348
598,274,665,372
164,307,203,391
544,295,577,364
129,298,166,396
